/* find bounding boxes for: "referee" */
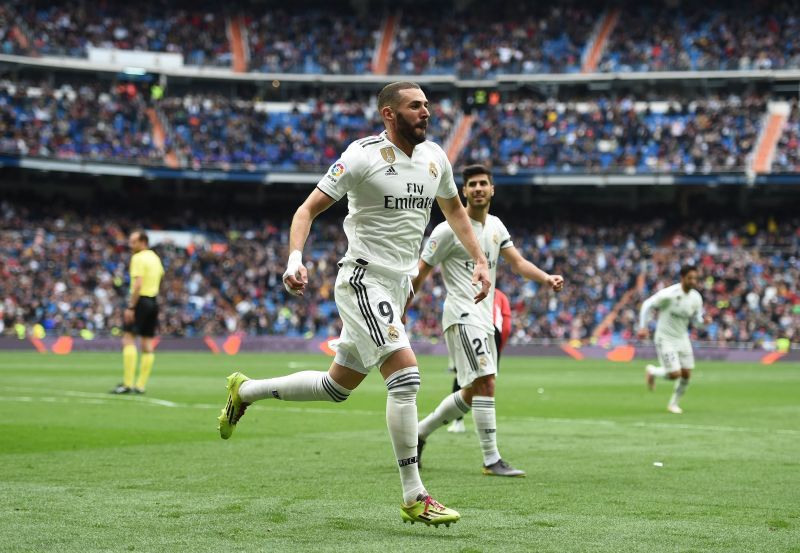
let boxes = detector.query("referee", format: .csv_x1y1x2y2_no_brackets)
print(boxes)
111,230,164,394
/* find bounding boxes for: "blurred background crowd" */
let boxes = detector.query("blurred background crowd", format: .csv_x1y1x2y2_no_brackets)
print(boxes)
2,199,797,350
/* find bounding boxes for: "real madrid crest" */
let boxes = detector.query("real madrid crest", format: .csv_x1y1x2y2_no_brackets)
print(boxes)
429,161,439,179
380,146,396,164
479,357,488,368
493,233,499,244
387,325,400,342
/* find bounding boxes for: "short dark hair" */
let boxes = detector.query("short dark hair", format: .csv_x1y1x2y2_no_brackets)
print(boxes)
133,230,149,246
462,164,493,184
378,81,421,110
680,264,697,277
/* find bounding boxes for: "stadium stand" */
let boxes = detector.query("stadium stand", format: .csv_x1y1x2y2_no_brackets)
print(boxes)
2,199,797,350
460,95,765,173
0,79,457,170
4,1,800,74
3,0,230,66
772,99,800,172
0,0,798,355
1,77,775,174
244,8,376,74
0,80,159,163
599,2,800,72
388,4,593,76
160,92,456,170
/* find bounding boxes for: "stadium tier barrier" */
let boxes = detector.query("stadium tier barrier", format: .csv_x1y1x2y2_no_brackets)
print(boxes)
1,336,796,364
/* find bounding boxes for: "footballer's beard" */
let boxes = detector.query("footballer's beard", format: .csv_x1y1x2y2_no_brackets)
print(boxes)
396,113,427,145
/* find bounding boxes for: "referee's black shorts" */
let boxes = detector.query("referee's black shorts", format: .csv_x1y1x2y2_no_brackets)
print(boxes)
123,296,159,337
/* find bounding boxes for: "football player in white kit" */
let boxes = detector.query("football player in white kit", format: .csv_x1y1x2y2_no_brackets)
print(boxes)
217,82,491,527
637,265,708,414
409,165,564,477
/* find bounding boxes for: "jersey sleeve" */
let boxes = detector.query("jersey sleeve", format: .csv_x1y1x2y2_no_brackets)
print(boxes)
639,287,669,329
316,142,365,201
435,153,458,199
421,223,453,267
496,219,514,249
129,254,144,279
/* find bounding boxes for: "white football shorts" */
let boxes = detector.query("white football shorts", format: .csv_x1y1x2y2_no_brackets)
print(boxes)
445,323,497,388
332,260,412,374
655,336,695,371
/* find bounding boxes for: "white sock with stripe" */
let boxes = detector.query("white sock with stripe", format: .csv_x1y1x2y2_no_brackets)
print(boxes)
385,367,426,505
418,391,471,440
669,377,689,407
471,396,501,466
238,371,351,403
647,364,668,378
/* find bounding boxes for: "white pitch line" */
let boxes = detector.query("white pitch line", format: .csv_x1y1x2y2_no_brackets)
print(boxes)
1,386,798,436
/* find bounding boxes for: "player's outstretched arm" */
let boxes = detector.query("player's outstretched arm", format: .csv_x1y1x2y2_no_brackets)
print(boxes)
637,294,658,339
500,246,564,291
283,188,336,296
437,195,490,303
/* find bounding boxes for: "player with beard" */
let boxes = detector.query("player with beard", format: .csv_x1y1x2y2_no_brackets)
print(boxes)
217,82,492,527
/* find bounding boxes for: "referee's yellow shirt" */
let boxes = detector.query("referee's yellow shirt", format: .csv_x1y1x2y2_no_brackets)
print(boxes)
130,250,164,297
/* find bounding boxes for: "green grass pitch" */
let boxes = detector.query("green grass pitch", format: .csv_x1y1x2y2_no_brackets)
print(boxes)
1,352,798,552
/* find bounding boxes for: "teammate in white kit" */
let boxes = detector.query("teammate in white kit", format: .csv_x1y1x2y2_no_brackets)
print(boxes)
408,165,564,477
637,265,708,414
216,82,491,527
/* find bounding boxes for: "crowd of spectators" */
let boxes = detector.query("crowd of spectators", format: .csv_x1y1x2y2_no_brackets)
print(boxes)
244,9,376,74
0,79,777,175
0,80,159,164
2,0,230,66
4,1,800,75
1,200,797,350
160,92,455,170
772,100,800,173
389,4,593,77
0,80,457,171
461,95,765,174
600,2,800,72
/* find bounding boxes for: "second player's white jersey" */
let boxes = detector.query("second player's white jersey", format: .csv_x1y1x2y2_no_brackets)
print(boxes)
421,214,513,332
639,283,704,341
317,131,458,277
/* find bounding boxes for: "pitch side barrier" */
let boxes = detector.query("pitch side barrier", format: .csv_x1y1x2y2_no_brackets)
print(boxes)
4,155,799,186
1,336,796,364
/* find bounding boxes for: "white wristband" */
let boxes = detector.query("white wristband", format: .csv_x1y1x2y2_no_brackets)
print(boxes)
283,250,304,295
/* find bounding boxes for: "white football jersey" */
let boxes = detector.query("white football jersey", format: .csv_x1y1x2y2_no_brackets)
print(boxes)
639,283,704,341
421,214,513,332
317,131,458,277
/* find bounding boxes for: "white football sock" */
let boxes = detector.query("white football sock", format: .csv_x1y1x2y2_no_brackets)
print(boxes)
238,371,351,403
385,367,425,505
418,391,471,440
471,395,501,466
647,364,668,378
669,377,689,407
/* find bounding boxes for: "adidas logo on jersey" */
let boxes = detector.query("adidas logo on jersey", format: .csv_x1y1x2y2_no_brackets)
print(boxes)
385,166,398,176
